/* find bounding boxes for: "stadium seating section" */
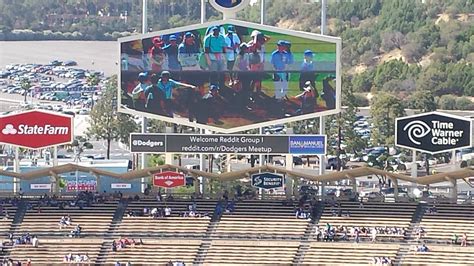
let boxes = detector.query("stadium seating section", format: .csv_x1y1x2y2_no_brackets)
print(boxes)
418,204,474,243
1,197,472,265
215,200,309,239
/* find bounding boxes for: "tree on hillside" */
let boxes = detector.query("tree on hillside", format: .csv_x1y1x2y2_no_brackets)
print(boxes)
408,89,437,112
381,31,406,51
370,92,405,146
87,75,137,159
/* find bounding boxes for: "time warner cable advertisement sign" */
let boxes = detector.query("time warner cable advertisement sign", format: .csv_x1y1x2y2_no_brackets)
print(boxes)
130,133,326,155
395,112,472,154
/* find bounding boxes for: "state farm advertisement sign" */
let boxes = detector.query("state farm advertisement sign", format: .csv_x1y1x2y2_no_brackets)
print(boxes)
153,171,185,188
0,110,73,149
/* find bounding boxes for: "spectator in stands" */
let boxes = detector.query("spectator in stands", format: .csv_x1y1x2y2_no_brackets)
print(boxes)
314,226,321,241
340,229,349,241
164,207,172,217
115,261,121,266
215,201,224,217
359,197,364,208
416,227,425,241
59,216,69,229
461,233,468,247
70,224,82,238
126,262,132,266
151,207,158,218
452,233,458,245
428,205,438,214
31,235,38,248
371,228,377,242
166,194,174,201
225,200,235,213
354,228,360,243
156,191,163,202
127,209,135,217
417,243,429,252
112,240,118,252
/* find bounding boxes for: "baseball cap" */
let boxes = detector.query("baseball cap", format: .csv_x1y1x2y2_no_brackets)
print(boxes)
228,25,235,33
304,50,313,56
303,81,312,91
211,26,219,31
138,72,147,78
277,40,285,46
251,30,261,38
161,71,170,77
169,35,177,41
239,43,249,49
282,40,292,47
210,85,219,91
185,32,193,38
152,37,162,44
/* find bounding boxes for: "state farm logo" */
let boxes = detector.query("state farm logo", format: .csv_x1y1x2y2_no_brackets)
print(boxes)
2,124,17,135
1,123,69,135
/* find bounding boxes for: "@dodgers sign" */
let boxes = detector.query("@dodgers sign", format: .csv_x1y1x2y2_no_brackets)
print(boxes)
153,171,186,188
251,172,284,190
395,112,472,154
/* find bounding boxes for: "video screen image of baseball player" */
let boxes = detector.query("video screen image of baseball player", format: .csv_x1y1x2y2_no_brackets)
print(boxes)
120,23,338,131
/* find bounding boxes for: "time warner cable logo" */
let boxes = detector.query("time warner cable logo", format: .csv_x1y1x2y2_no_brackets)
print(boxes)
403,121,430,145
403,119,465,146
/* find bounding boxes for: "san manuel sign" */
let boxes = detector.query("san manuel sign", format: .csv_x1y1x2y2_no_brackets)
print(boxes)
0,110,74,149
395,111,472,154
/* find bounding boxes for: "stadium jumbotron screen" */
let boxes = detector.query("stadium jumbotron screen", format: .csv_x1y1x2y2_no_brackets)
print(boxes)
118,20,341,133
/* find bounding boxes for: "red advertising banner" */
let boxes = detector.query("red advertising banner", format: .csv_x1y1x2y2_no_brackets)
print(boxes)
153,171,185,188
66,181,97,192
0,110,73,149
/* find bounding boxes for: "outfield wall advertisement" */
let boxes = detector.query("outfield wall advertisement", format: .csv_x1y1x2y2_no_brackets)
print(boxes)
119,19,341,133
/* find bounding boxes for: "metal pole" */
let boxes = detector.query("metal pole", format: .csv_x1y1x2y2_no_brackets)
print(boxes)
53,146,58,166
451,150,456,170
411,150,417,178
319,0,327,200
319,118,325,175
321,0,327,35
14,147,20,194
142,0,148,33
201,0,206,24
199,2,206,196
260,0,265,25
141,0,148,193
259,128,264,167
199,129,206,195
319,117,325,200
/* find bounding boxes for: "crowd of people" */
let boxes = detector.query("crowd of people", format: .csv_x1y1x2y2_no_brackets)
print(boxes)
370,257,392,265
1,258,31,266
29,191,109,212
111,237,143,252
314,224,407,243
122,24,337,125
63,253,89,263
